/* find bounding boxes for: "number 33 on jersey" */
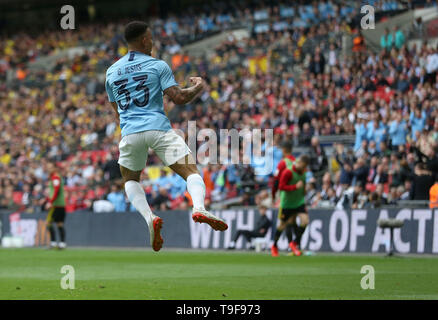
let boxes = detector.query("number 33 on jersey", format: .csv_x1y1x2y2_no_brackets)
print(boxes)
105,51,178,138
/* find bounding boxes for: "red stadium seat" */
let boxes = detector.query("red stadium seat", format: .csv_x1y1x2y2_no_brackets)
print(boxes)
226,188,238,199
170,196,184,210
12,191,23,204
85,190,96,200
366,183,376,193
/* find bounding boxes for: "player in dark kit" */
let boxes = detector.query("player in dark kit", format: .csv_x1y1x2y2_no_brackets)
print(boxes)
271,155,310,257
227,205,272,250
45,162,67,249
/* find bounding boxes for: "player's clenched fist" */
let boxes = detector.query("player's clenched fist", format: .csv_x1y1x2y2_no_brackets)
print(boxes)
189,77,204,88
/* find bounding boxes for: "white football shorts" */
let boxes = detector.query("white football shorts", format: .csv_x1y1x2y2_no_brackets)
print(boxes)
118,130,192,171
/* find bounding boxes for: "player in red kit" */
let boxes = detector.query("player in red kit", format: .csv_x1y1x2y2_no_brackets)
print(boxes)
271,141,296,253
45,162,67,249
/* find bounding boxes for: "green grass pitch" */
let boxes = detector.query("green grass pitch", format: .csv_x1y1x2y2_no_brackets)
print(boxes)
0,248,437,300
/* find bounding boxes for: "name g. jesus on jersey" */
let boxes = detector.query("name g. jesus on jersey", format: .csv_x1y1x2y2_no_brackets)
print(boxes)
117,63,142,75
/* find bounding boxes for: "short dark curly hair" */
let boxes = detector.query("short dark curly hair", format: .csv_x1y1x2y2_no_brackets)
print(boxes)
299,154,310,165
124,21,149,43
281,141,293,153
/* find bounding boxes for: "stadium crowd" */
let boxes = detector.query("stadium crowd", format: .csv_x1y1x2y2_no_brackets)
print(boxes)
1,0,438,213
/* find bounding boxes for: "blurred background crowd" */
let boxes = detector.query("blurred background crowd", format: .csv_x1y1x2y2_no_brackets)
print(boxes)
1,0,438,213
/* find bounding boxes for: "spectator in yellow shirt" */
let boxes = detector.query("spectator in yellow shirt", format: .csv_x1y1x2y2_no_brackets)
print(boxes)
0,148,11,165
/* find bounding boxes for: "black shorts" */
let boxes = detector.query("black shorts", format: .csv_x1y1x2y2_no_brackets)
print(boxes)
279,205,307,222
47,207,66,223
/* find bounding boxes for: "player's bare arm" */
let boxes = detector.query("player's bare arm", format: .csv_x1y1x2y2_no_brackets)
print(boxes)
164,77,204,105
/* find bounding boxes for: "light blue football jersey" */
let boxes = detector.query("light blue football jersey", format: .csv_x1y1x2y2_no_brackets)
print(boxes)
105,51,178,137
